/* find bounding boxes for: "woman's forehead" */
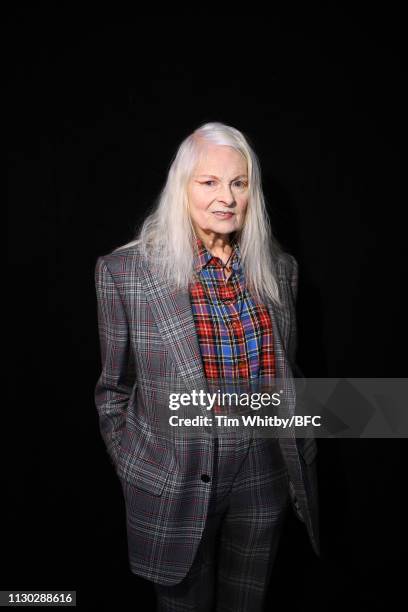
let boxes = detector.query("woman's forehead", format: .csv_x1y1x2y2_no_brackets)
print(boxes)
194,144,247,173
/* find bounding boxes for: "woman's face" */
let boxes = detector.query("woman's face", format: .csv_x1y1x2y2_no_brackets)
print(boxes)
187,144,249,241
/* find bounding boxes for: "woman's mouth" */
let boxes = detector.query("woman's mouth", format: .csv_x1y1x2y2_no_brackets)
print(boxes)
212,211,234,219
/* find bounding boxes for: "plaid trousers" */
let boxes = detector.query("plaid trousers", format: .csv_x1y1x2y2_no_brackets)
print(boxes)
154,434,290,612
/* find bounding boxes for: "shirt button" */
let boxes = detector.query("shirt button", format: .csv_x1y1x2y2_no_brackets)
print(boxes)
231,320,240,328
201,474,211,483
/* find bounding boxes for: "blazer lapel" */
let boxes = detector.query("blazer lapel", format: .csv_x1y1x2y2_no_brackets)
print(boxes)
265,299,291,380
139,263,210,399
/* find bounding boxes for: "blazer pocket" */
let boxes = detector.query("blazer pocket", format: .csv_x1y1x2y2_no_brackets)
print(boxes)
117,426,172,495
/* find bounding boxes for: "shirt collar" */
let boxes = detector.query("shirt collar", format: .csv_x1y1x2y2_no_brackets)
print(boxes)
192,233,241,273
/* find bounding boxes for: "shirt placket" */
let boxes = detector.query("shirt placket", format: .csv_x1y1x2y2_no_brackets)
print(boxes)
211,260,250,382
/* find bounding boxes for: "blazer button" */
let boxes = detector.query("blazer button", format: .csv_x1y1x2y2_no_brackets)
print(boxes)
201,474,211,483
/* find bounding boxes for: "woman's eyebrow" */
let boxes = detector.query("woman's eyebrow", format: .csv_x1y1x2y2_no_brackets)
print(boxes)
195,174,248,179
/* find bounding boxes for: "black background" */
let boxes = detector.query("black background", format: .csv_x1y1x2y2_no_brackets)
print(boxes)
6,4,407,611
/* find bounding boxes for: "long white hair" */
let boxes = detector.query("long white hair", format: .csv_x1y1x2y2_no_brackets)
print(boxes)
115,121,285,306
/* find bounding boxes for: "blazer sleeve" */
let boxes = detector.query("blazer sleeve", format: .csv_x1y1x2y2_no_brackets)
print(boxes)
287,254,317,460
286,253,306,380
94,255,135,469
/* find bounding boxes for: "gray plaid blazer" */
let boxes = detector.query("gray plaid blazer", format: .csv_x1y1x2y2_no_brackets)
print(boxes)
94,243,320,585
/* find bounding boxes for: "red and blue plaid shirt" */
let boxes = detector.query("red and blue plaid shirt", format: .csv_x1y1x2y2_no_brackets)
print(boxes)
189,235,276,392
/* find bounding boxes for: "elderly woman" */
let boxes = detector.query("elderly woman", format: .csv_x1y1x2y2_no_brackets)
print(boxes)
94,122,319,612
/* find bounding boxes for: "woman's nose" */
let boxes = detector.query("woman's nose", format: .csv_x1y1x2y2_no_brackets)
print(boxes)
217,184,235,204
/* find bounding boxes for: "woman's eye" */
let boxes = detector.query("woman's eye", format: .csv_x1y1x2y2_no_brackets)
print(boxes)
202,180,247,187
